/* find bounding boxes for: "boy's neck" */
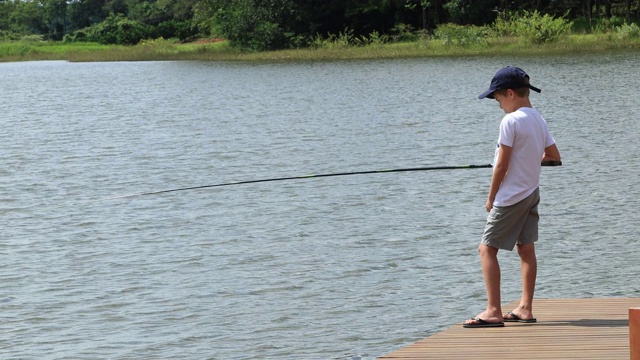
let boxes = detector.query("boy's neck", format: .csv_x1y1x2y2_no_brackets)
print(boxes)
506,97,532,113
516,97,532,108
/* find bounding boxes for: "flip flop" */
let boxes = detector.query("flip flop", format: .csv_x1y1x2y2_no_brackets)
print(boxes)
462,317,504,328
503,311,537,323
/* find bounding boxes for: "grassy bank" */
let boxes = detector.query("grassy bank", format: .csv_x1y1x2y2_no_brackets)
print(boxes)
2,33,640,63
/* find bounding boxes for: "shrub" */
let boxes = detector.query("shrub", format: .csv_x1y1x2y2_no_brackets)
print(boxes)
63,30,89,43
115,18,150,45
285,33,307,49
244,21,284,51
19,34,44,42
493,10,573,43
617,22,640,39
391,23,418,42
73,30,89,42
308,28,390,48
309,28,359,49
0,30,22,41
156,20,198,41
609,16,627,28
433,23,489,45
363,30,390,46
572,16,627,34
86,13,151,45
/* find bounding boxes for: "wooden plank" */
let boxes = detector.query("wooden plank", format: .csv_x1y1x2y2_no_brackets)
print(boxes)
379,298,640,360
632,307,640,360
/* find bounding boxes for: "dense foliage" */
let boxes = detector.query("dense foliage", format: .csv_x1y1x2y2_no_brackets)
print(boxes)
0,0,639,49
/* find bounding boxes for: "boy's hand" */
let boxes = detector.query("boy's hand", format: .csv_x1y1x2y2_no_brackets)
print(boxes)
485,199,493,212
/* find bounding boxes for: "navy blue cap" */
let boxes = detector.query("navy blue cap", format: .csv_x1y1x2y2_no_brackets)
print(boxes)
478,66,542,99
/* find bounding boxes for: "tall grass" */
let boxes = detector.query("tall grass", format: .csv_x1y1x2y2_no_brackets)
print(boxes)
432,24,489,45
0,41,111,62
0,38,232,62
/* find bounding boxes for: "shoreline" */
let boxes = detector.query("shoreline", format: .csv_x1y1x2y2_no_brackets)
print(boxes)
2,34,640,63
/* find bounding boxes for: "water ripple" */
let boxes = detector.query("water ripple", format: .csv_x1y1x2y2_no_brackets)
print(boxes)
1,55,639,359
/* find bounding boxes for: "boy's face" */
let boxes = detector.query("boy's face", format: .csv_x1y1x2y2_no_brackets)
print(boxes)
493,90,516,113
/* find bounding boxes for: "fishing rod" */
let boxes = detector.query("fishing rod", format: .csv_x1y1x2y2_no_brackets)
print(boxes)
107,161,560,199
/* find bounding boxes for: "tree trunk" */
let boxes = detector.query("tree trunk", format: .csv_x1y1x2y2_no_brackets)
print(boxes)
605,0,612,18
422,5,427,30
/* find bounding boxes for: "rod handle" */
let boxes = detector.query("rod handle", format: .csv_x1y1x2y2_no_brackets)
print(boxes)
541,160,562,167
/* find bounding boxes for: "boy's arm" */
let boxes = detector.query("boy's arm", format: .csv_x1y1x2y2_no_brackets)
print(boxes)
486,144,512,212
542,143,561,163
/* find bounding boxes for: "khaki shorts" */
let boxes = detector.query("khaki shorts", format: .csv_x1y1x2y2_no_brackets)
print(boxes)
481,188,540,251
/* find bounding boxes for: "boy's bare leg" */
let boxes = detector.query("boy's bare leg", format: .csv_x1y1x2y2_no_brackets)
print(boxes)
465,244,503,324
506,243,537,320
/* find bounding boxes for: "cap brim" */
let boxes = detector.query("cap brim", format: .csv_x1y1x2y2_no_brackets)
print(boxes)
479,85,542,99
478,89,495,99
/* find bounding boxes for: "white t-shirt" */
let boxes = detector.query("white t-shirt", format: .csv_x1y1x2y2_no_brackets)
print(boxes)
493,107,556,207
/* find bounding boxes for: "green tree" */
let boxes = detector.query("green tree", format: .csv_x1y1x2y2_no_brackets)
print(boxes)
103,0,127,16
442,0,500,25
0,1,17,32
43,0,68,39
209,0,302,51
68,0,108,30
157,0,198,21
127,0,198,39
86,12,151,44
8,0,48,35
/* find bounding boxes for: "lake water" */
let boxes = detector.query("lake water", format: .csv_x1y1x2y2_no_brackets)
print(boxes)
1,52,639,359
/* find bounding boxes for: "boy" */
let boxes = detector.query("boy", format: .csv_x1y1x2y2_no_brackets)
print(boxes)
463,66,561,328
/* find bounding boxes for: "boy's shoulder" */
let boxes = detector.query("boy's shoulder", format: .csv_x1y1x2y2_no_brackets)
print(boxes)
507,107,540,118
501,107,544,127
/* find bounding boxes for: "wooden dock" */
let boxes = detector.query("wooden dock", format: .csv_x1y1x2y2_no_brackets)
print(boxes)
379,298,639,359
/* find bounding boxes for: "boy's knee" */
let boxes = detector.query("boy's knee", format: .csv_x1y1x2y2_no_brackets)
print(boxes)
517,243,535,258
478,243,498,257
